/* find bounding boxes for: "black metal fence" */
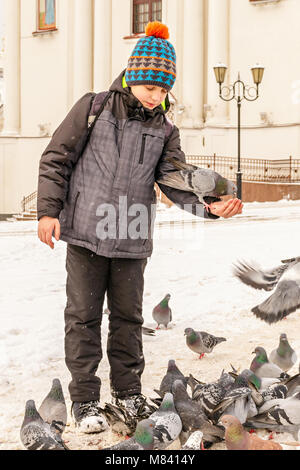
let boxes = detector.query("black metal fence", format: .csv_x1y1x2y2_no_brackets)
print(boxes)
22,190,37,212
186,154,300,183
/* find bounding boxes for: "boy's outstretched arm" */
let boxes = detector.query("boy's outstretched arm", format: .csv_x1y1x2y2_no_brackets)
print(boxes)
155,124,242,219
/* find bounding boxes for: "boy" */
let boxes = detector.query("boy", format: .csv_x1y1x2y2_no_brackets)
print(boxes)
37,21,242,433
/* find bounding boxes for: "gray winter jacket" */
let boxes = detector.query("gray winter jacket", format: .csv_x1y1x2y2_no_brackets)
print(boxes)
37,69,219,258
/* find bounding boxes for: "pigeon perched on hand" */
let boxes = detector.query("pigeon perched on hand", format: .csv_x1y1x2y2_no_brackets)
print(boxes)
20,400,68,450
104,418,155,450
38,378,67,434
219,414,282,450
184,328,226,359
270,333,297,372
156,157,237,209
250,347,286,379
233,257,300,324
152,294,172,329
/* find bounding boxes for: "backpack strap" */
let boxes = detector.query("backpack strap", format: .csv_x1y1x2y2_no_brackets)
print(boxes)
87,91,113,131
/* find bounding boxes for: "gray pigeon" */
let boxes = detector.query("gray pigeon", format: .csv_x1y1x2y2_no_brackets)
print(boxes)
246,391,300,430
104,418,155,450
181,430,204,450
270,333,297,372
172,379,224,448
152,294,172,329
189,375,228,422
157,359,188,397
156,157,237,209
213,374,260,424
184,327,226,359
148,392,182,450
20,400,68,450
237,368,281,391
38,378,67,434
233,257,300,324
250,347,286,379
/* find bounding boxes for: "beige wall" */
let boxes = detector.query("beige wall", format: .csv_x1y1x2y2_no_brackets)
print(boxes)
1,0,300,214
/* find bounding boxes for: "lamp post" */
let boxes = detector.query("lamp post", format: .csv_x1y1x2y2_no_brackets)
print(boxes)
213,63,264,200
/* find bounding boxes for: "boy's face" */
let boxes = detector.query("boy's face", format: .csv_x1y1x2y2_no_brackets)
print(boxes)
130,84,168,110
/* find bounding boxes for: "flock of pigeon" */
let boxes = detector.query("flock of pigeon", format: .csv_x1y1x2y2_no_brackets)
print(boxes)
19,255,300,450
20,331,300,451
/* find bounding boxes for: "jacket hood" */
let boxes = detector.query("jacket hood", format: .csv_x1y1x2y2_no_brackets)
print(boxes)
109,69,170,118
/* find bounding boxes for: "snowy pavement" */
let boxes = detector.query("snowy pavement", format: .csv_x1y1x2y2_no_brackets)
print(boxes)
1,200,300,450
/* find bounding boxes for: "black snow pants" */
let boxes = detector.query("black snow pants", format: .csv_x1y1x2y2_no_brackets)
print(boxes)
64,243,147,403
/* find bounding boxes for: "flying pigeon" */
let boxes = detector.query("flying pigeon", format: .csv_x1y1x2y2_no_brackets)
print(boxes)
20,400,68,450
172,379,224,448
270,333,297,372
152,294,172,329
184,328,226,359
38,378,67,434
219,414,282,450
156,157,237,209
233,257,300,324
250,347,287,379
104,418,155,450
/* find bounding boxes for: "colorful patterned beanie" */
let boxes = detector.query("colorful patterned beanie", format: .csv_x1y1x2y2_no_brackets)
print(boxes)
125,21,176,92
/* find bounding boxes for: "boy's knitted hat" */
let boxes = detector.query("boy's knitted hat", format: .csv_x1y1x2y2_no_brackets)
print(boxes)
125,22,176,92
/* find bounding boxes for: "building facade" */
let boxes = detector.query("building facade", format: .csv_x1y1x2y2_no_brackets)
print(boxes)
0,0,300,215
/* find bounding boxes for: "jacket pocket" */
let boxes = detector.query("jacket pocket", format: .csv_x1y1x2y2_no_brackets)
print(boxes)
139,134,147,164
70,191,80,229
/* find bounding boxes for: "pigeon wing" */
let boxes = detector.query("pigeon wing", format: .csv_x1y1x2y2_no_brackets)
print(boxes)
252,280,300,324
233,260,290,292
156,171,192,192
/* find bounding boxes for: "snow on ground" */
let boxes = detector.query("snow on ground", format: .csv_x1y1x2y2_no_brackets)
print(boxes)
1,200,300,450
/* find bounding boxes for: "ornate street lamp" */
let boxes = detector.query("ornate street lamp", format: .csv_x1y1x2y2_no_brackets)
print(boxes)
213,63,264,199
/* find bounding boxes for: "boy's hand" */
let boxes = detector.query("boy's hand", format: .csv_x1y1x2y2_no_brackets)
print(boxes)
208,198,243,218
38,216,61,249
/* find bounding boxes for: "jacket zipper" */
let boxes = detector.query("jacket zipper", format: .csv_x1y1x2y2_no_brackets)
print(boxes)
139,134,146,164
71,191,80,229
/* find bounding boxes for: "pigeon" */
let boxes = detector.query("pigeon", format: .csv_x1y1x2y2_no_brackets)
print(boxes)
219,414,282,450
104,308,156,336
20,400,68,450
233,257,300,324
148,392,182,450
246,391,300,432
213,374,260,424
104,418,155,450
270,333,297,372
172,379,224,448
250,347,287,379
156,360,188,398
181,431,204,450
184,328,226,359
156,157,237,209
237,368,281,391
189,375,228,422
38,378,67,434
152,294,172,329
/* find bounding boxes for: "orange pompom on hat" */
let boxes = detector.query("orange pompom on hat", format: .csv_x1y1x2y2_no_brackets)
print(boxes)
125,21,176,91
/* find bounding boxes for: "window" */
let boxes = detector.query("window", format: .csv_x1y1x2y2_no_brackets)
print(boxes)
133,1,162,35
37,0,56,31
